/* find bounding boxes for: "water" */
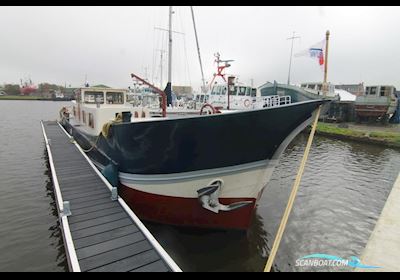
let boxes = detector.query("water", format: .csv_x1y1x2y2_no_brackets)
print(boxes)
0,101,399,272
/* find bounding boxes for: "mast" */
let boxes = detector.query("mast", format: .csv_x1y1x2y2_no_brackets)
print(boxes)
154,7,183,106
323,30,330,96
190,6,206,93
168,6,173,85
165,6,173,106
157,49,166,89
287,31,300,85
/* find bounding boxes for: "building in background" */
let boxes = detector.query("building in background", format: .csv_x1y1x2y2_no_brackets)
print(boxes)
172,85,193,99
63,87,78,100
335,83,365,96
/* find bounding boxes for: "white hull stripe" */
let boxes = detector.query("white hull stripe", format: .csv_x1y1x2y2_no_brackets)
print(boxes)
94,159,277,184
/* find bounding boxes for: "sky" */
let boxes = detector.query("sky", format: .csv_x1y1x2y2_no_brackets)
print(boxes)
1,6,400,91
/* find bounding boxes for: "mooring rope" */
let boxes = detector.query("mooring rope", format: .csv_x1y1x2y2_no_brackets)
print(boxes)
80,135,101,153
264,105,322,272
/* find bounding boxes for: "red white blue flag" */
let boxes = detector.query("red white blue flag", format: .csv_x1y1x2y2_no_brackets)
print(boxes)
294,39,325,68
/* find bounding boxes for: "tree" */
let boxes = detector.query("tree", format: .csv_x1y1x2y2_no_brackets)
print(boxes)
4,84,21,95
38,83,64,93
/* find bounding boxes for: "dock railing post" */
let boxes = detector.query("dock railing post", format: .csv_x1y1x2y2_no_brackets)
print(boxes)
62,201,72,217
111,187,118,201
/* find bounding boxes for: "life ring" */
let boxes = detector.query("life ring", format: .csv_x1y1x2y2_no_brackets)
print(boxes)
200,103,217,115
244,99,251,108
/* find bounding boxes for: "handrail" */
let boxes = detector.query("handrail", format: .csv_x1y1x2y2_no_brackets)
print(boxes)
255,95,292,108
41,121,81,272
41,121,64,213
57,122,182,272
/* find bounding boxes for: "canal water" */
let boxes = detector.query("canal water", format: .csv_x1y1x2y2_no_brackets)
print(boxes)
0,101,399,272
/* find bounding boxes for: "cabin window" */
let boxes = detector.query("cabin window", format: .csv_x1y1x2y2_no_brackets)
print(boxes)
84,91,104,104
380,87,386,97
238,86,247,96
106,92,124,104
88,113,94,128
196,95,201,102
200,95,205,103
231,86,238,96
245,87,251,96
251,88,257,97
214,87,220,95
369,87,377,95
221,87,227,96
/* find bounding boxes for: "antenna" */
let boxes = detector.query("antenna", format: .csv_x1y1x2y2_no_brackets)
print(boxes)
208,52,234,88
287,31,300,85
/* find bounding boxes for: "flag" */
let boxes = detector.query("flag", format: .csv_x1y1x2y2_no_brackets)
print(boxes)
294,39,325,68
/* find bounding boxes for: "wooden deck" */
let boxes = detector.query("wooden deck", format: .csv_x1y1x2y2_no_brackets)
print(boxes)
41,121,181,272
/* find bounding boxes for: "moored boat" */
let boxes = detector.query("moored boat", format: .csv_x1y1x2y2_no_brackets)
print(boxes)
355,85,397,122
58,7,328,230
59,78,325,230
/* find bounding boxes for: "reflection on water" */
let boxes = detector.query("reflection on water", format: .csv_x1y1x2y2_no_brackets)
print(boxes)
44,157,68,271
146,133,400,272
0,101,399,272
0,101,69,272
145,212,270,272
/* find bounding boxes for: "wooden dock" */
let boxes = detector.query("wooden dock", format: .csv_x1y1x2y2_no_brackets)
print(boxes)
41,121,181,272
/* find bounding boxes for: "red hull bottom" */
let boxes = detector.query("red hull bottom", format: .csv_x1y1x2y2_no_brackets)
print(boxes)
119,184,257,230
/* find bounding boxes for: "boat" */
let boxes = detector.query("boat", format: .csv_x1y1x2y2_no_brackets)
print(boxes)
59,76,326,231
300,82,338,99
20,78,37,95
132,53,293,114
193,53,293,111
57,7,327,230
354,85,397,122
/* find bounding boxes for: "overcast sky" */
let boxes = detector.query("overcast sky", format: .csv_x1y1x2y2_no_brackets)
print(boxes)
1,6,400,90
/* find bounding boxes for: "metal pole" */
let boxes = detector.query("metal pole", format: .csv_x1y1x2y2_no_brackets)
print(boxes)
168,6,173,84
287,32,300,85
190,6,206,92
323,30,330,97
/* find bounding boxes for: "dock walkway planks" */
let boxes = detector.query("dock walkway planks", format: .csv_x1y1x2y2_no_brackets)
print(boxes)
41,121,181,272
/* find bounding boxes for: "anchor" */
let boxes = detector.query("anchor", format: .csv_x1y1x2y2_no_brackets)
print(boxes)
197,180,253,214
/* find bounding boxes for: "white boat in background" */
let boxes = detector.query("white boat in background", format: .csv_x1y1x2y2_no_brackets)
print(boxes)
300,82,338,98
